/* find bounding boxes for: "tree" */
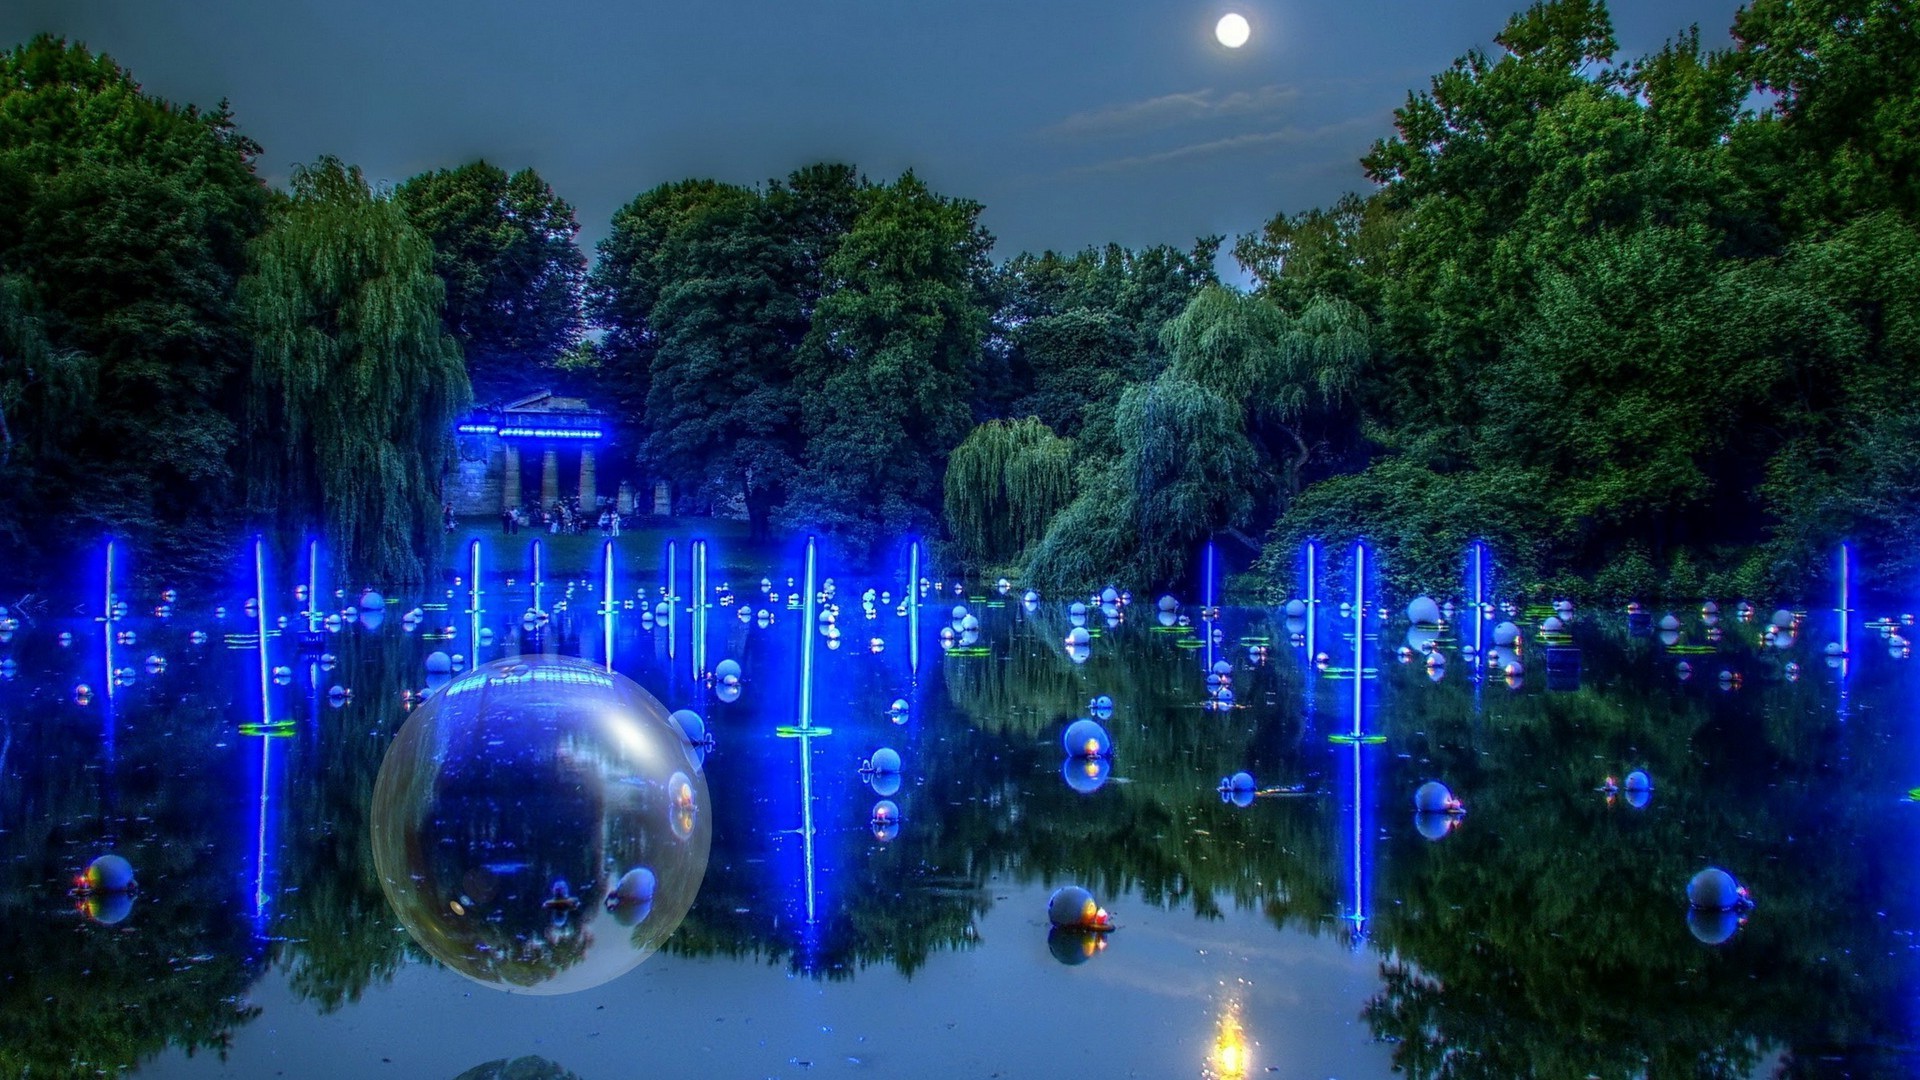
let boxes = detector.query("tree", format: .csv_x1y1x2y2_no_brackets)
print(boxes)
240,157,470,584
395,161,585,403
783,172,994,557
943,417,1074,568
0,276,93,548
0,35,267,576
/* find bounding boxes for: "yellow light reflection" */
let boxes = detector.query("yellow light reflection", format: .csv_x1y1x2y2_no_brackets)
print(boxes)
1206,1001,1250,1080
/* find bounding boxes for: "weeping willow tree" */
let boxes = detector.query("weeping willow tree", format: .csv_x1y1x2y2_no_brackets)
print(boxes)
240,157,470,584
1162,286,1369,498
0,275,94,550
1028,376,1256,591
942,417,1073,567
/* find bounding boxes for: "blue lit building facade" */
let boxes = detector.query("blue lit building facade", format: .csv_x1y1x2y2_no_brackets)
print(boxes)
448,391,637,517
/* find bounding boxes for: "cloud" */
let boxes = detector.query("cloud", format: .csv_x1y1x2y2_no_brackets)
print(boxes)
1043,84,1300,139
1066,115,1384,175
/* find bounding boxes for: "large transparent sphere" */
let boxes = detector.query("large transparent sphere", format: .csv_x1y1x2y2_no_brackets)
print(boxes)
370,654,710,994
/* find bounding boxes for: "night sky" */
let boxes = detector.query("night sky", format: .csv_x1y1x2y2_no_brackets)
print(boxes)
4,1,1747,264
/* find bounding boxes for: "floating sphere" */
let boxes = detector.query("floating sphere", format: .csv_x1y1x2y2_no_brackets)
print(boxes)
425,651,453,675
1284,599,1307,618
1687,868,1744,911
1048,926,1104,965
608,866,657,912
369,655,710,994
1413,780,1457,813
1101,587,1120,605
1211,659,1232,677
1540,616,1564,633
1089,694,1113,714
189,630,207,645
669,709,706,749
1785,661,1802,679
360,590,385,611
1504,661,1524,678
1023,590,1040,604
272,665,293,685
1066,644,1090,665
1157,595,1178,613
1771,609,1794,629
1624,787,1651,809
714,659,741,684
1063,756,1109,795
73,683,92,704
1676,660,1693,679
960,614,980,632
866,747,902,774
1407,596,1441,626
1688,907,1743,945
1047,885,1110,930
1225,771,1255,793
84,854,137,893
1065,626,1090,647
1823,641,1843,656
870,799,901,842
1063,718,1112,759
1414,812,1459,841
715,683,742,704
58,631,73,647
950,605,968,622
1068,601,1088,618
1624,770,1651,793
1492,621,1520,647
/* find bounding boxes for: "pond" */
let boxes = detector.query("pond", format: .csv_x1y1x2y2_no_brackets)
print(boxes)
2,537,1917,1078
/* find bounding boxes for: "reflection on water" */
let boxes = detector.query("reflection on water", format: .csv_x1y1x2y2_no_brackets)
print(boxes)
0,542,1917,1076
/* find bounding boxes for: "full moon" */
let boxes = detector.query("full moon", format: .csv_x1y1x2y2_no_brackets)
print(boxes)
1216,13,1251,48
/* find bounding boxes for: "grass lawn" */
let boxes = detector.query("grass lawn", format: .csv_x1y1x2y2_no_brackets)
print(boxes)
442,515,820,585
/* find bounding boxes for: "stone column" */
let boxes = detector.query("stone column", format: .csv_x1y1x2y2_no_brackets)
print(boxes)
502,443,522,512
577,447,597,508
541,448,559,507
616,482,634,516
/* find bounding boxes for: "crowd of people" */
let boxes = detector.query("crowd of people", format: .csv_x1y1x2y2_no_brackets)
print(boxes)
494,499,625,536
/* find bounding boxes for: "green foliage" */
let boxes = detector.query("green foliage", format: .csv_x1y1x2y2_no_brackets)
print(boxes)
943,417,1074,567
0,35,267,578
395,161,586,402
240,157,470,584
783,172,993,557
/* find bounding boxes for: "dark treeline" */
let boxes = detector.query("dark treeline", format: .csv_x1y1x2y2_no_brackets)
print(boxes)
2,0,1916,599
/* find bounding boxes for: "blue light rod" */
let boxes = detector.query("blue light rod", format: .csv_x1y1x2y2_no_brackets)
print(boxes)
531,539,544,616
252,536,274,918
908,541,921,679
666,540,677,662
603,540,616,672
1472,542,1485,662
800,537,817,731
254,537,272,725
691,539,707,682
1352,542,1366,738
1205,539,1218,675
1838,543,1851,658
1305,540,1317,667
307,539,322,633
101,539,117,764
469,539,483,667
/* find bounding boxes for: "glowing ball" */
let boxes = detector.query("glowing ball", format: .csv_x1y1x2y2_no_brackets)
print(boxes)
1413,781,1457,813
425,651,453,675
1687,868,1744,911
1224,771,1255,793
715,683,741,704
189,631,207,645
1023,590,1040,603
1659,614,1680,632
1625,787,1650,809
1676,660,1692,679
1063,718,1112,759
1157,595,1178,613
85,854,137,893
608,866,656,908
1284,599,1306,617
1065,626,1091,646
1047,885,1111,930
1540,616,1564,633
1063,756,1109,794
1771,608,1794,629
58,631,73,646
1089,694,1113,715
1100,586,1119,605
360,590,385,611
1215,12,1250,48
870,799,901,842
1492,621,1520,647
1066,644,1091,665
866,747,901,774
1624,770,1651,793
669,709,707,749
714,659,741,683
1688,907,1742,945
950,605,968,622
1048,926,1104,965
1414,812,1459,841
369,655,710,994
1211,659,1232,676
1407,596,1441,626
